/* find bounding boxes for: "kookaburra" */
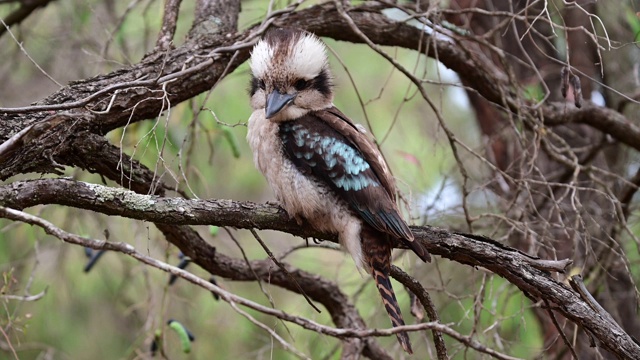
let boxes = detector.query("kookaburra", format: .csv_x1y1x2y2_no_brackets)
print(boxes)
247,28,431,354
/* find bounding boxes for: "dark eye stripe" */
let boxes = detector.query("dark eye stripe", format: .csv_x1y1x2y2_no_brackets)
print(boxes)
292,69,331,94
313,69,331,96
248,77,266,96
294,79,309,91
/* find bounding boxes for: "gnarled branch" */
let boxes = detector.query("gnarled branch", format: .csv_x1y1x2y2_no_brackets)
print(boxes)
0,178,638,358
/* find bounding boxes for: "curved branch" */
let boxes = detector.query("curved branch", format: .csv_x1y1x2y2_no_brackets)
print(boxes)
0,204,524,360
0,178,638,358
542,102,640,152
0,206,395,359
0,0,56,39
2,2,638,179
391,265,448,359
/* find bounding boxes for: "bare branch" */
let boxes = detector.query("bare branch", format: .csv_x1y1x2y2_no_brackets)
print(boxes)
0,17,62,87
0,2,638,182
544,299,579,359
190,0,240,36
0,178,638,358
156,0,183,50
391,266,448,360
249,228,322,314
0,325,18,360
0,0,55,39
0,205,518,359
542,102,640,153
1,288,47,302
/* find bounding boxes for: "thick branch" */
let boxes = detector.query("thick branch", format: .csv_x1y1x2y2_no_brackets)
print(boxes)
0,178,638,358
543,102,640,153
2,3,638,180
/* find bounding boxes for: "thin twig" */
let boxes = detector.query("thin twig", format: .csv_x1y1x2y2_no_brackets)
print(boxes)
228,301,310,360
0,325,18,360
0,0,54,39
0,17,62,87
249,229,322,313
569,275,622,330
0,78,152,114
1,288,47,302
544,299,579,359
225,227,296,341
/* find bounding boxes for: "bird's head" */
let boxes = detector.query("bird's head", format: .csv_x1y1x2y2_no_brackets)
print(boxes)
249,28,333,122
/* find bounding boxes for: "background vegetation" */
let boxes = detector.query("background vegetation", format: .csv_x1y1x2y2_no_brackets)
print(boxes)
0,0,639,359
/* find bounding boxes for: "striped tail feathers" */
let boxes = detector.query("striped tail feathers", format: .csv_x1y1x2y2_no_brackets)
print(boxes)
374,263,414,354
361,227,413,354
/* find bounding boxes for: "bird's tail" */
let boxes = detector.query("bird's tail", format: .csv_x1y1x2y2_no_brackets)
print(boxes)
362,227,413,354
404,236,431,263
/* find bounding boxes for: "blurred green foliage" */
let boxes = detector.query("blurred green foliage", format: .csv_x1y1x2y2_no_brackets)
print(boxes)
0,0,546,359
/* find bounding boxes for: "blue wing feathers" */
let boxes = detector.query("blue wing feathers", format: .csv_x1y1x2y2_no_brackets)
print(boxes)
280,114,413,240
280,119,380,192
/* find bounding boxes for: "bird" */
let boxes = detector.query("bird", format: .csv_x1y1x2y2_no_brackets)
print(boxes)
246,28,431,354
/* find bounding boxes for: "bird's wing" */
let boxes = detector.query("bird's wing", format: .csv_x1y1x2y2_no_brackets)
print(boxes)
279,109,413,241
321,107,398,199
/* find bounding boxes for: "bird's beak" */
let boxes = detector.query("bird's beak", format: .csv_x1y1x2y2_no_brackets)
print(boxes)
265,89,295,119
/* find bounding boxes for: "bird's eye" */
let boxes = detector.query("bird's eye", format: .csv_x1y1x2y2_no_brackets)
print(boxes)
258,79,266,90
294,79,309,91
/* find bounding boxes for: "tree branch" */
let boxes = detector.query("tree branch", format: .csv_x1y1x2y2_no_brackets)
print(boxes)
2,2,638,180
0,205,473,359
391,265,448,359
0,0,56,39
189,0,240,37
0,206,376,359
156,0,183,50
0,178,638,358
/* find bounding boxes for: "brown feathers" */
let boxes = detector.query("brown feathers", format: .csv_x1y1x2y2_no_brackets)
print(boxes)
316,108,431,262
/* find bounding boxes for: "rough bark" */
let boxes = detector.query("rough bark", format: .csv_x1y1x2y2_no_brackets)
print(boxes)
0,178,639,358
